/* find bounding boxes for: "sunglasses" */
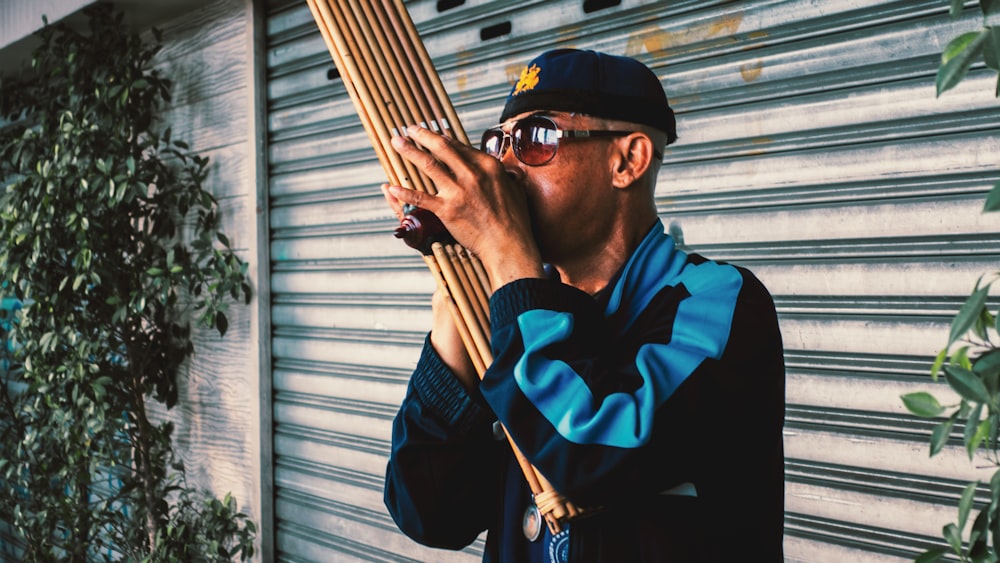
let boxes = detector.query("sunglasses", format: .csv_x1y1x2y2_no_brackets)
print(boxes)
480,114,647,166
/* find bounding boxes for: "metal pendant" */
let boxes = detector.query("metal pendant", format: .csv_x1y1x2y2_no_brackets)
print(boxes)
522,501,542,542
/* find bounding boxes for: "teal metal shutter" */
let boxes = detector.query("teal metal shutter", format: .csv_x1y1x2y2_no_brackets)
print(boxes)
264,0,999,561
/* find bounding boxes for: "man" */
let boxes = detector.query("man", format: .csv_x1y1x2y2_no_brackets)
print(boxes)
382,48,785,562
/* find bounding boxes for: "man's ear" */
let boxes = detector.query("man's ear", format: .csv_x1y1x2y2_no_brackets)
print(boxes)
610,132,655,189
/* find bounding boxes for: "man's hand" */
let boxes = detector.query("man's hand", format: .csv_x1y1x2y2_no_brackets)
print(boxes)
386,126,545,289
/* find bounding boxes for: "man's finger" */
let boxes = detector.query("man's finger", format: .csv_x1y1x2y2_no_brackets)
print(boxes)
391,132,453,183
380,184,405,220
387,184,434,212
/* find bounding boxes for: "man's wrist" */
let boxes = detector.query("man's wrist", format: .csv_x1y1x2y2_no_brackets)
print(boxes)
481,248,545,290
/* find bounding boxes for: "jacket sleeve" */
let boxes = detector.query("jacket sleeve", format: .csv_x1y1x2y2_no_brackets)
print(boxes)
479,272,784,510
383,334,503,550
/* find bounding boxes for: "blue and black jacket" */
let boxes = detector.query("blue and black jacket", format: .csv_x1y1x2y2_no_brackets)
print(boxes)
385,221,786,562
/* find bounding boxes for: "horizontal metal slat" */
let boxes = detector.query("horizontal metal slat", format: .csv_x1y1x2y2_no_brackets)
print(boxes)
273,357,411,388
276,490,480,563
784,512,938,561
270,190,391,229
661,170,997,214
784,349,931,376
272,299,431,334
774,295,981,317
786,459,978,506
785,426,992,485
776,315,942,357
664,132,1000,200
272,331,421,371
676,69,1000,159
669,193,998,245
274,424,389,470
270,230,412,262
756,258,995,301
786,405,939,440
270,265,436,297
786,480,952,546
787,371,956,416
276,512,481,563
662,8,977,109
269,160,383,200
689,236,1000,263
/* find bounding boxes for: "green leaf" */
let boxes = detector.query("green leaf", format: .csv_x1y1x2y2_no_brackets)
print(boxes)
932,415,958,456
973,306,997,341
974,349,1000,378
944,522,963,554
984,28,1000,72
950,0,965,18
959,480,980,531
966,400,984,444
969,508,990,557
983,0,1000,18
968,418,991,458
946,365,993,404
215,313,228,337
950,284,992,345
938,30,991,96
932,348,949,381
903,392,947,417
954,346,973,371
984,181,1000,212
979,359,1000,398
990,469,1000,505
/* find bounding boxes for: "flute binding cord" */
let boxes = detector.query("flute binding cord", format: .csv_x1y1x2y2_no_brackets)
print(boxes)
304,0,582,534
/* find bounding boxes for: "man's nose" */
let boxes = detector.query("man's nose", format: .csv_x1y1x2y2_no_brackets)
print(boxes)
499,140,520,169
503,165,527,192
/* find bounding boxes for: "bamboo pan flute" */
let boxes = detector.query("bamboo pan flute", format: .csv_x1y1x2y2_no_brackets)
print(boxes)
304,0,581,533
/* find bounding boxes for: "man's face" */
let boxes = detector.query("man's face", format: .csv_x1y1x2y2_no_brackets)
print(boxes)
494,110,622,266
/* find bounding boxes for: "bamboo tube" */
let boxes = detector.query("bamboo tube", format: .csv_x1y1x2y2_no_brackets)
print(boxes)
384,0,468,141
431,243,492,365
444,244,490,343
357,0,439,133
325,0,430,194
306,0,579,532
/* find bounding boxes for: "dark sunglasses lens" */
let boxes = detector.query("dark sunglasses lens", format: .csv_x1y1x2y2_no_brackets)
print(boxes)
513,118,559,165
481,128,504,157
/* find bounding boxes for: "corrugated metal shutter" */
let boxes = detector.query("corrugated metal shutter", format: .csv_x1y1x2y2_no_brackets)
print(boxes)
263,0,1000,561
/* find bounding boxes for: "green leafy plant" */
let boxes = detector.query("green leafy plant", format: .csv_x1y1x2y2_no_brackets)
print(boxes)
0,4,254,561
902,2,1000,561
937,0,1000,209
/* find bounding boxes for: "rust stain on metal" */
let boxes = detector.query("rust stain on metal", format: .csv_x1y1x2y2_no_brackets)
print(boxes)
624,12,745,58
505,62,525,87
455,51,472,92
707,13,743,38
739,59,764,82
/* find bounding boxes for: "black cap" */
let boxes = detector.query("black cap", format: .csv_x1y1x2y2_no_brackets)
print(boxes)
499,49,677,145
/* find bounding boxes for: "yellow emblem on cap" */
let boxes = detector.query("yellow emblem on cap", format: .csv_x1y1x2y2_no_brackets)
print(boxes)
513,64,541,95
